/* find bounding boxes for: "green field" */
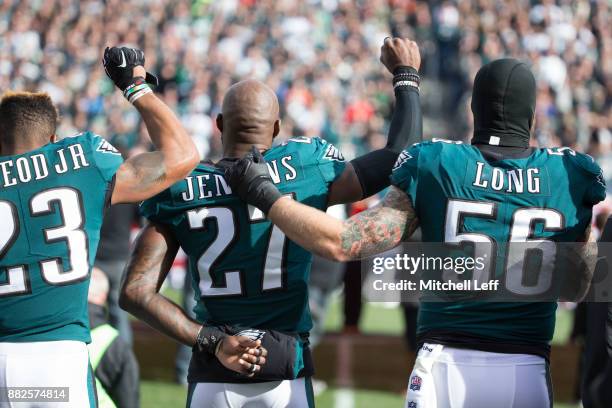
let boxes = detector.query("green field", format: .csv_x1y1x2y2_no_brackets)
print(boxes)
321,293,574,344
161,287,574,342
140,296,577,407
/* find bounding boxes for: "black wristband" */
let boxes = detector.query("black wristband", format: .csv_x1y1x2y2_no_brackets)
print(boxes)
393,66,420,90
387,79,422,153
252,180,283,214
393,66,418,76
195,325,227,355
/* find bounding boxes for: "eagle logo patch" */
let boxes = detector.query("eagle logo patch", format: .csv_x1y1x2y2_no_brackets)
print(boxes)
236,329,265,342
392,150,412,171
323,144,345,162
97,139,121,155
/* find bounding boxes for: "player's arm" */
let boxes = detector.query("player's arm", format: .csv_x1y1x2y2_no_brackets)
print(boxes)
225,150,418,261
119,222,266,376
269,186,418,261
560,223,598,302
111,93,199,204
560,159,607,301
102,47,200,205
328,37,422,205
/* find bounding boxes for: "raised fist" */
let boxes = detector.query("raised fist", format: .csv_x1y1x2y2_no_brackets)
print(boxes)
380,37,421,74
102,46,158,91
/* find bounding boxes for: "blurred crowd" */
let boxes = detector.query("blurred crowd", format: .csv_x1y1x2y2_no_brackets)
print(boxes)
0,0,610,174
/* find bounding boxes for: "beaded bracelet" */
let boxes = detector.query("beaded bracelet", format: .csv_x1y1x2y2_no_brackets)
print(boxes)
123,80,152,104
127,86,152,103
393,73,420,84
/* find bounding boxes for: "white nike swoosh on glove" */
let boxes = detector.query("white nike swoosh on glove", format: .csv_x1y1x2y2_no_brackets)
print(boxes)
118,50,127,68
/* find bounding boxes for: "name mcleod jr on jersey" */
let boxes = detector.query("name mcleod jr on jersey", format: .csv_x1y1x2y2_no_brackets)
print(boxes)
0,143,90,188
180,155,299,202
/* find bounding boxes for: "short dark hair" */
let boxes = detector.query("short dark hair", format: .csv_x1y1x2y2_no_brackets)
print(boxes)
0,91,59,145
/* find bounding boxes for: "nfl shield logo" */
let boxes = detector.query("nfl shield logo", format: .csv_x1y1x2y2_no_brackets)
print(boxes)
409,375,422,391
408,402,417,408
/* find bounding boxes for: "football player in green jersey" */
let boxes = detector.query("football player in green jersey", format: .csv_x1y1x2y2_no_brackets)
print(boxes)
226,59,604,408
0,46,212,408
120,37,421,407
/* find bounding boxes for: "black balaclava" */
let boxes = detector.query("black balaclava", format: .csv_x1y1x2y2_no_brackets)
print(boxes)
471,58,536,148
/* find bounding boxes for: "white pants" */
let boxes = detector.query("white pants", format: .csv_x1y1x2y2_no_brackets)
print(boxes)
0,341,94,408
187,377,313,408
405,343,551,408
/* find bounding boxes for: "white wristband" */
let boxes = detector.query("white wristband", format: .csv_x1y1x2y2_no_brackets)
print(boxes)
393,80,419,91
128,86,153,104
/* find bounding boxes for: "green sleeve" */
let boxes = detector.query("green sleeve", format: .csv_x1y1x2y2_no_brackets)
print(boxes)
84,132,124,183
390,143,423,206
587,171,607,205
311,137,347,184
139,188,169,222
570,152,606,205
138,186,182,225
139,197,159,221
581,156,606,205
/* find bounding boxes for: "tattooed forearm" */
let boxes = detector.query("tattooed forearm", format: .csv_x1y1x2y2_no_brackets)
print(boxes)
120,223,201,346
340,186,418,259
268,185,418,262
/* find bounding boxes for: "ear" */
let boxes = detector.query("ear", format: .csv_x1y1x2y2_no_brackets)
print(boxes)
216,114,223,133
272,119,281,139
49,134,58,143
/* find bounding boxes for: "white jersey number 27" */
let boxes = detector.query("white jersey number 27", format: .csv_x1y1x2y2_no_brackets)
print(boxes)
186,197,291,298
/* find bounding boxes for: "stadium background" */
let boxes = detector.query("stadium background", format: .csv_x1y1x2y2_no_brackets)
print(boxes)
1,0,610,407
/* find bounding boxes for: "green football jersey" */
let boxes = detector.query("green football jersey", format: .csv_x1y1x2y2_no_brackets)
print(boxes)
0,132,123,342
391,139,606,346
141,137,346,333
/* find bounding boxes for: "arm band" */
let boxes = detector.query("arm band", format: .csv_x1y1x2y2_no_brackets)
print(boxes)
351,67,422,198
194,325,227,355
351,148,399,198
387,65,422,153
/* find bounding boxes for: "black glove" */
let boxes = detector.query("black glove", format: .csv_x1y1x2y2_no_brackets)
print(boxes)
189,325,314,382
194,325,228,355
102,46,159,91
223,146,282,214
